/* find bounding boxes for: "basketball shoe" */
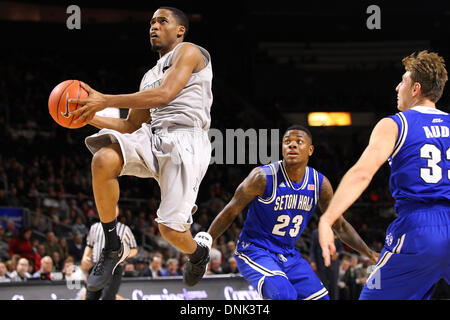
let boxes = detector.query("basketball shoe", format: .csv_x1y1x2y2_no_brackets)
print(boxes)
87,241,130,292
183,232,212,287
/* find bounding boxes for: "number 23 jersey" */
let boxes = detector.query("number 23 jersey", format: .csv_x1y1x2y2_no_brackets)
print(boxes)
388,106,450,212
238,161,324,255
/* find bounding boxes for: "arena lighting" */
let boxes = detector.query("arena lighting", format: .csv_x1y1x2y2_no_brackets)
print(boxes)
307,112,352,126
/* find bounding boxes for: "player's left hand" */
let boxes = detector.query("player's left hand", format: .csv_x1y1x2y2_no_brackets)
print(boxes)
367,250,380,265
69,82,108,123
318,217,336,267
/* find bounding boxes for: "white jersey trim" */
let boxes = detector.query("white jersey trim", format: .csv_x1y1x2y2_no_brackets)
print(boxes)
390,112,408,160
411,106,448,115
258,163,278,204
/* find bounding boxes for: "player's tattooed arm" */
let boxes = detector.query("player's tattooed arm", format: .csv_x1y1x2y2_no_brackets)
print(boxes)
207,167,266,242
318,176,379,264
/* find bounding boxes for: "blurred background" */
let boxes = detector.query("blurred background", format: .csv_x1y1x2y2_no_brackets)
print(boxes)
0,0,448,299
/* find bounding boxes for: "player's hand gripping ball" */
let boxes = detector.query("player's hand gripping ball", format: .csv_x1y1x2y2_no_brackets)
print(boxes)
48,80,91,128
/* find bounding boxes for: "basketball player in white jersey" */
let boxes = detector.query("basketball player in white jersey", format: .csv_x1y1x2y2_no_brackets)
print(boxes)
69,7,213,291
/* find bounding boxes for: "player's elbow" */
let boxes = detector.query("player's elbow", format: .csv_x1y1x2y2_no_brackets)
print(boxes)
348,166,375,185
154,87,174,107
123,119,142,134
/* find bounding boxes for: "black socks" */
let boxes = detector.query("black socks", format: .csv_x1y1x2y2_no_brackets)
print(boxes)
101,219,120,251
188,243,208,264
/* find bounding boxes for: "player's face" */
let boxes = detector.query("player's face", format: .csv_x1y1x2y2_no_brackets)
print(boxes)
395,71,415,111
282,130,314,165
149,9,183,52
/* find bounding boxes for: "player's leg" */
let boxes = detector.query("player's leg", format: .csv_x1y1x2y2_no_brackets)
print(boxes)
234,242,297,300
284,251,329,300
87,143,131,292
154,129,212,286
84,127,158,291
91,143,123,250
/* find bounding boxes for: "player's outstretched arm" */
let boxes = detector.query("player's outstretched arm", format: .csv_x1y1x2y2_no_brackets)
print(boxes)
318,176,379,264
87,109,151,134
318,117,398,266
69,43,204,122
207,167,266,242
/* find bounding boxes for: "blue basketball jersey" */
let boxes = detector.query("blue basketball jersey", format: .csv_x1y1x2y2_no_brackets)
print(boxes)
238,161,324,255
387,106,450,214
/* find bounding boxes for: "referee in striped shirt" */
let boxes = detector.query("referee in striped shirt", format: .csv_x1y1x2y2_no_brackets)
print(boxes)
82,205,138,300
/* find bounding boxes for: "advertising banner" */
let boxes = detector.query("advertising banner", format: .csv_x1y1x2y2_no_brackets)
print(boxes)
0,275,261,300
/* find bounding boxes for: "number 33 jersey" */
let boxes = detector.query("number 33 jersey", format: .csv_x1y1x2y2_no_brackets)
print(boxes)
238,161,324,255
388,106,450,213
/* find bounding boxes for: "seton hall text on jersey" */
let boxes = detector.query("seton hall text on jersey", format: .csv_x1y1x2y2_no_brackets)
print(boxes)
423,125,449,138
273,194,313,211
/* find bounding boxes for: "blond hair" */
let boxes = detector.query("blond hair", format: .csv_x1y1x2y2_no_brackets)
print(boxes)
402,50,448,102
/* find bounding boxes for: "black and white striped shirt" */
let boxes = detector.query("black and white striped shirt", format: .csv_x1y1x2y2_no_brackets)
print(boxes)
86,222,137,264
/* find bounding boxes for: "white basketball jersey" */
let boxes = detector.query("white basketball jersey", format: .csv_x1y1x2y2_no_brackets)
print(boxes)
139,42,213,130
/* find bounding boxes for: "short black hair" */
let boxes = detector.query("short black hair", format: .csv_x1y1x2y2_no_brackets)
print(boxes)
158,6,189,38
283,124,313,143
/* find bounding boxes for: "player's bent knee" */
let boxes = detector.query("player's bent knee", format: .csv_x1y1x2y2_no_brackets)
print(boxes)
262,275,297,300
92,144,123,176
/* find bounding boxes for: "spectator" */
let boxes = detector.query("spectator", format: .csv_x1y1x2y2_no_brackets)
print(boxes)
62,257,75,280
222,256,239,274
338,254,351,300
123,263,140,278
207,257,223,275
36,243,46,260
9,257,31,281
68,232,84,263
66,257,90,284
134,258,148,275
68,199,84,220
3,219,16,241
8,226,41,271
0,225,10,260
309,229,343,300
52,251,63,271
178,254,188,271
209,247,222,263
55,191,70,221
355,256,371,292
223,240,236,262
161,258,181,276
32,255,53,280
30,207,49,233
72,216,88,238
0,261,11,282
5,186,20,207
44,231,64,260
59,237,70,261
342,254,361,300
5,259,16,277
0,189,8,206
141,253,163,278
68,207,85,225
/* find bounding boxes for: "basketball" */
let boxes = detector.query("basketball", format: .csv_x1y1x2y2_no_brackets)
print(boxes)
48,80,89,129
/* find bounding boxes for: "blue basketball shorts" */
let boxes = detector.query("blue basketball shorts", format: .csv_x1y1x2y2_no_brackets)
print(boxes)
234,241,329,300
360,206,450,300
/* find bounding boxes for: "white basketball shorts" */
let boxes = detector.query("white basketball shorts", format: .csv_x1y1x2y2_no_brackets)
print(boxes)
85,123,211,232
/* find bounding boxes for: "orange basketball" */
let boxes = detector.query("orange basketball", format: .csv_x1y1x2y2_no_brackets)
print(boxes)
48,80,89,129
